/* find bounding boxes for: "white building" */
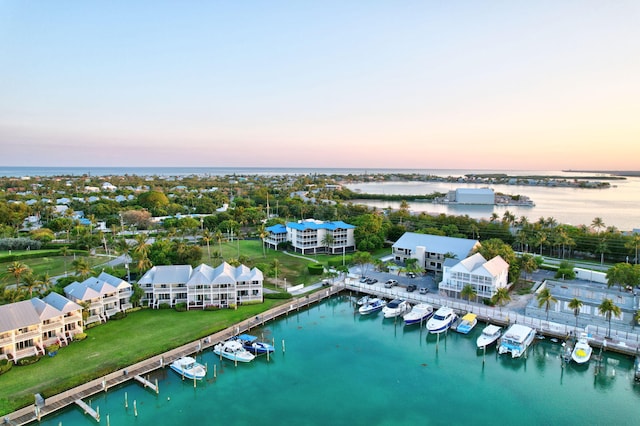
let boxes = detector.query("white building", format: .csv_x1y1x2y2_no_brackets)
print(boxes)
264,219,356,255
447,188,495,205
64,272,133,325
440,253,509,299
137,262,264,309
392,232,480,275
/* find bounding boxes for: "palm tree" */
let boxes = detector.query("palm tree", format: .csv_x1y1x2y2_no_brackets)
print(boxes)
214,230,224,259
519,253,537,281
258,225,268,258
321,233,335,255
71,257,92,279
21,272,39,298
492,287,511,311
60,245,70,276
632,310,640,330
598,298,621,338
202,229,212,262
460,284,477,303
624,233,640,264
7,261,30,287
567,298,583,330
536,287,557,321
591,217,605,233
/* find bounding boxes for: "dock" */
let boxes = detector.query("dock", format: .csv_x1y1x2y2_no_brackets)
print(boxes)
74,399,100,422
134,375,159,394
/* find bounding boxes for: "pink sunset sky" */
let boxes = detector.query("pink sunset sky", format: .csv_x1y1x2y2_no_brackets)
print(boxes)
1,1,639,170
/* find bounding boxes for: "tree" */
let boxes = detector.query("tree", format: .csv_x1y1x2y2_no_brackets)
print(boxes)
591,217,605,233
624,233,640,265
567,297,583,330
460,284,477,303
598,298,621,338
7,261,29,287
519,253,537,281
352,251,373,278
71,257,92,279
321,233,335,255
258,225,268,257
491,287,511,311
536,287,557,321
202,229,212,262
21,272,40,298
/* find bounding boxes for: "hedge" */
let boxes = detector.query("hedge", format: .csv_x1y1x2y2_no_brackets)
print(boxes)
0,359,12,375
307,263,324,275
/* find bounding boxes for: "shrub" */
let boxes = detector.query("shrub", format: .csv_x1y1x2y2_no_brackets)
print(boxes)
158,303,171,309
204,305,219,311
307,263,324,275
110,311,127,320
17,356,41,366
73,332,87,341
45,344,60,354
0,359,12,375
265,292,293,300
174,302,187,312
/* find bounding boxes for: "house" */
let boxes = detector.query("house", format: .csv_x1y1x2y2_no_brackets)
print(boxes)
264,219,356,255
392,232,480,274
137,262,264,309
64,272,133,325
440,253,509,299
0,294,83,364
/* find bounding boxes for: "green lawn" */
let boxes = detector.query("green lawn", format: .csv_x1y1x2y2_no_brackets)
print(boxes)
0,252,105,285
0,300,283,415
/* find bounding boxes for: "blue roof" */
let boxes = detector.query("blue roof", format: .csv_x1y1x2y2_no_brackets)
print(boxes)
287,220,355,231
266,224,287,234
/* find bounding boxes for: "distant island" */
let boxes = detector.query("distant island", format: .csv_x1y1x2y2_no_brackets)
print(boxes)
563,170,640,177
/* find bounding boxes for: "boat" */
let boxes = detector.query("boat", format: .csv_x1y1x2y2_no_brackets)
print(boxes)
561,338,574,363
382,299,410,318
571,333,593,364
232,334,275,355
476,324,502,349
634,356,640,382
358,298,386,315
169,356,207,380
403,303,434,326
356,295,372,306
213,340,256,363
426,306,458,334
455,313,477,334
498,324,536,358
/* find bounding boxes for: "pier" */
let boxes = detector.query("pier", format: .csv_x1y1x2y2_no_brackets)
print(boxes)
74,399,99,422
133,375,159,394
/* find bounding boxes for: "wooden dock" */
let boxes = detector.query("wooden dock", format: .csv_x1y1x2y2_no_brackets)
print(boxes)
74,399,100,422
134,374,159,393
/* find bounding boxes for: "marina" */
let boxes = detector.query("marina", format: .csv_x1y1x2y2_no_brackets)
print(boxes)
21,293,640,425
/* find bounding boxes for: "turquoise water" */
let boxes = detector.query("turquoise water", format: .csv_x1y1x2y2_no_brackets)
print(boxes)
35,295,640,425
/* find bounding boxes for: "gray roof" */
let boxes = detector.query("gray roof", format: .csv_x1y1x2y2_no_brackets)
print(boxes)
138,265,193,285
393,232,480,260
0,300,43,333
43,292,83,314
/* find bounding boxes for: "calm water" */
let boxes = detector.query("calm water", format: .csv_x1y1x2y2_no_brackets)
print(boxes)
34,296,639,426
345,177,640,232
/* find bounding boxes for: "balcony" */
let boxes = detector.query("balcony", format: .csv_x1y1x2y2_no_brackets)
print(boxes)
15,329,40,341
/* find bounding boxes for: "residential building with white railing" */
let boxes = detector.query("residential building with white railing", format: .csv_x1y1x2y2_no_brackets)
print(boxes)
440,253,509,299
64,272,132,325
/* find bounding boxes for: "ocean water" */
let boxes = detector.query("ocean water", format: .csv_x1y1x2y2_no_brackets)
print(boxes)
33,295,639,426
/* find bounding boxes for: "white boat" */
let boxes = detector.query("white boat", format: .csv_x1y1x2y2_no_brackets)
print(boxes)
382,299,410,318
358,298,386,315
455,313,478,334
356,295,372,306
213,340,256,363
170,356,207,380
498,324,536,358
571,333,593,364
403,303,434,326
476,324,502,349
426,306,457,334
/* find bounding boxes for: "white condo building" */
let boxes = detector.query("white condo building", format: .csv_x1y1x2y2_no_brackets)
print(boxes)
264,219,356,255
440,253,510,299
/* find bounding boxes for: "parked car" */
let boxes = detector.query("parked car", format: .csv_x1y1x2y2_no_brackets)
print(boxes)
407,272,416,278
419,287,429,294
406,284,417,292
384,279,398,288
366,278,378,285
359,276,368,283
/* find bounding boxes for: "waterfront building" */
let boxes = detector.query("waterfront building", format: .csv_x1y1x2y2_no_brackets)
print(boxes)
446,188,495,205
440,253,509,299
264,218,356,255
64,272,133,325
138,262,263,309
0,293,83,364
392,232,480,274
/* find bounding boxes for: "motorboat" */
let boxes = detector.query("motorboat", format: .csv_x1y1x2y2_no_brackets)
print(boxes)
476,324,502,349
498,324,536,358
356,295,373,306
403,303,434,326
358,298,386,315
455,313,478,334
634,356,640,382
382,299,410,318
233,334,275,355
571,333,593,364
426,306,457,334
170,356,207,380
213,339,256,363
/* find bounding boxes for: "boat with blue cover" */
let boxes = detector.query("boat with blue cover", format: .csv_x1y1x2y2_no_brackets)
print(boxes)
233,334,275,355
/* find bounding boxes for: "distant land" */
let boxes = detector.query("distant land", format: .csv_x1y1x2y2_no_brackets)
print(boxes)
563,170,640,177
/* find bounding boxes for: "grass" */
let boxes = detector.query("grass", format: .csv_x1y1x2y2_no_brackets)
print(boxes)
0,300,284,416
0,252,107,286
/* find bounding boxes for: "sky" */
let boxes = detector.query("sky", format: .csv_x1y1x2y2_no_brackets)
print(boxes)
1,1,639,170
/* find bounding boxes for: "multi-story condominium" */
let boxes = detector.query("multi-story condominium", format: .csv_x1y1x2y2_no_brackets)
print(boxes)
138,262,263,309
264,219,356,255
64,272,133,325
0,292,84,364
392,232,480,275
440,253,509,299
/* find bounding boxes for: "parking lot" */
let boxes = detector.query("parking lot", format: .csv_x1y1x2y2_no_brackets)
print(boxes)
352,265,438,296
